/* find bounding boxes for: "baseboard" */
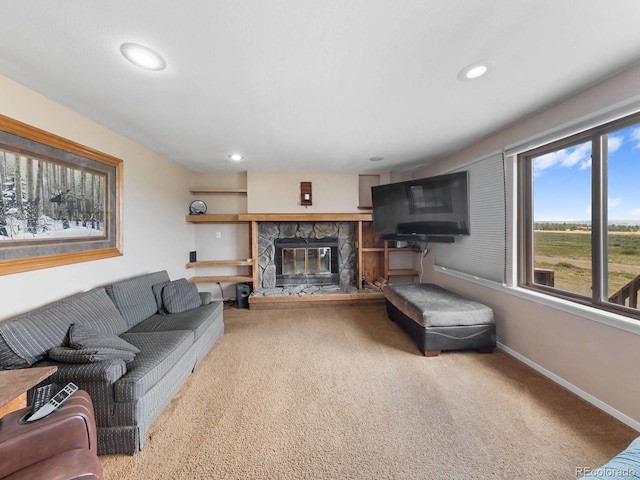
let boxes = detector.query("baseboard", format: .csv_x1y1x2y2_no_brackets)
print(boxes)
497,342,640,433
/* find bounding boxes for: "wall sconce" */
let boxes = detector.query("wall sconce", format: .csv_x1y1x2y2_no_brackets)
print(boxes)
300,182,312,206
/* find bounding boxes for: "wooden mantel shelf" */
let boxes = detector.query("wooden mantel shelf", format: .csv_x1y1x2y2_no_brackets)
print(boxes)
187,213,373,223
239,213,372,221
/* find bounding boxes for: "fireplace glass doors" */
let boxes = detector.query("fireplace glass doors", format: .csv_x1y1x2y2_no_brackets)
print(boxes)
274,238,339,286
282,247,331,275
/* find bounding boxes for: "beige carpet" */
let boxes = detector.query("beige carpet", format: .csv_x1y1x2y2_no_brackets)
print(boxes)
100,305,637,479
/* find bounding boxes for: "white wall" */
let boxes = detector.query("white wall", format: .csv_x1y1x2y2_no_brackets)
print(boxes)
0,75,194,320
246,171,389,213
413,64,640,429
190,172,248,214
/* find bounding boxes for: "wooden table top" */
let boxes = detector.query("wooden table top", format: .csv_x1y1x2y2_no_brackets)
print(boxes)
0,366,57,407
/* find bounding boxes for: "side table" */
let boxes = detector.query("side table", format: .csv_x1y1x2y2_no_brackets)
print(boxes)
0,366,57,418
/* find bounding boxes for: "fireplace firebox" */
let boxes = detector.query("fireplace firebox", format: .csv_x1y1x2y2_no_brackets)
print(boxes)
274,238,339,286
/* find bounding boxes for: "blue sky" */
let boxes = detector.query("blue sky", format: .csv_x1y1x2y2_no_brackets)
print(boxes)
533,123,640,223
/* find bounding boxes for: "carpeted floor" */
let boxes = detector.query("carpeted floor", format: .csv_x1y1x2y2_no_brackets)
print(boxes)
100,304,637,479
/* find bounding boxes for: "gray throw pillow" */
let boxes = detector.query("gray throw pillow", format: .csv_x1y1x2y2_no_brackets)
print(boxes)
49,346,136,363
151,280,171,315
161,278,202,314
68,323,140,353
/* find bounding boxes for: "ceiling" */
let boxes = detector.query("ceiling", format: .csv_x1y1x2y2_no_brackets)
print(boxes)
1,1,640,174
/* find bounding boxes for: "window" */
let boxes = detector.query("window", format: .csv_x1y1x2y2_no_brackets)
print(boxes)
518,112,640,318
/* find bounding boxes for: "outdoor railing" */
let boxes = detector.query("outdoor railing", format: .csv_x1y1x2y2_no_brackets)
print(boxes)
609,274,640,309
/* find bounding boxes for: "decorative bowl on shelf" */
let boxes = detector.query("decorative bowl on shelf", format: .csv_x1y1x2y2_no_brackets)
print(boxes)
189,200,207,215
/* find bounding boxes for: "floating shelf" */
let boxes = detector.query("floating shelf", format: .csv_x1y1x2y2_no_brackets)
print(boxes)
190,188,247,195
186,260,252,268
361,247,385,253
186,213,373,223
186,214,244,223
188,275,253,284
237,213,372,222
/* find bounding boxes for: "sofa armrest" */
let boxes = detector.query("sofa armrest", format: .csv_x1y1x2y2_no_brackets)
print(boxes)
199,291,212,305
34,359,127,383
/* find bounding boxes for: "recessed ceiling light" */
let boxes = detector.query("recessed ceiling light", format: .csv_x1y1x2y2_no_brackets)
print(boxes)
457,62,490,82
228,153,244,161
369,156,384,162
120,43,166,71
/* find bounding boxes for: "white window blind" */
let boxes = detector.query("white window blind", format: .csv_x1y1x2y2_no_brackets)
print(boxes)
434,152,506,284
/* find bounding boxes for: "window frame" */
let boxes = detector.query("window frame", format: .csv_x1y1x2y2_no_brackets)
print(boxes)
517,111,640,320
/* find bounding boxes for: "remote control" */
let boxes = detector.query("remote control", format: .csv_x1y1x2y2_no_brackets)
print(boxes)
31,383,57,412
26,382,78,422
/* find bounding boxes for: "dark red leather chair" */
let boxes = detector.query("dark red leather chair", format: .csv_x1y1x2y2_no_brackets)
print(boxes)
0,390,102,480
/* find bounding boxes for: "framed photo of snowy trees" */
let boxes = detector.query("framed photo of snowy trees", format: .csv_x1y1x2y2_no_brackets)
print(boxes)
0,114,122,275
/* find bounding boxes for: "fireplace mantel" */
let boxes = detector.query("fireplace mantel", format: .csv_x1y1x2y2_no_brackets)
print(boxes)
187,213,372,223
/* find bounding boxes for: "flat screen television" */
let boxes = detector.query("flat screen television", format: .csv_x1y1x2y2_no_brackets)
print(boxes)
371,171,469,241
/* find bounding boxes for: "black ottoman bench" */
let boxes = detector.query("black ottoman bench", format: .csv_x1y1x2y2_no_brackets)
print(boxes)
384,283,496,356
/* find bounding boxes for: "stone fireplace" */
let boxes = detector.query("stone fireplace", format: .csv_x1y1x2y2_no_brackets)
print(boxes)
257,222,355,290
274,238,339,286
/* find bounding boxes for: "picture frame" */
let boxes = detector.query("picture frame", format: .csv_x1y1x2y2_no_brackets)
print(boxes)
0,114,122,276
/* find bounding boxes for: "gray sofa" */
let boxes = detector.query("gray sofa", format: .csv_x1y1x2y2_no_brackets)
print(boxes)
0,270,224,455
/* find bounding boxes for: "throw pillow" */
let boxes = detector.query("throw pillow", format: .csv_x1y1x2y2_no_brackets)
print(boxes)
161,278,202,314
48,346,136,363
151,280,171,315
67,323,140,353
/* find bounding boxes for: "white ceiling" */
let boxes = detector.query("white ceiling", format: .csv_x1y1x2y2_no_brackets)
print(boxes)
1,1,640,173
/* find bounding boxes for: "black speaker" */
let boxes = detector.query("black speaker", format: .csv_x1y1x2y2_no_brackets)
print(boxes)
189,251,197,263
236,283,251,309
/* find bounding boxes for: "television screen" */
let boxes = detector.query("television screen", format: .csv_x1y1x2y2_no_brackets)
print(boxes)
371,171,469,240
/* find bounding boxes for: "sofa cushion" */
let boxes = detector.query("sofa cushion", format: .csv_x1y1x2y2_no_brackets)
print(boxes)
161,279,202,314
49,346,137,363
0,288,127,368
68,324,140,353
128,301,224,341
114,330,194,402
106,271,171,328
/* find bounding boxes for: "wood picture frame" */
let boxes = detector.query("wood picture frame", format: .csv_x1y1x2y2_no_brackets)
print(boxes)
0,114,122,276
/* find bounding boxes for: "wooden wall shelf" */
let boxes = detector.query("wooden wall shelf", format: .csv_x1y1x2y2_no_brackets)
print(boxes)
383,241,419,281
190,188,247,195
186,260,252,268
188,275,253,284
237,213,373,222
186,214,244,223
186,213,373,223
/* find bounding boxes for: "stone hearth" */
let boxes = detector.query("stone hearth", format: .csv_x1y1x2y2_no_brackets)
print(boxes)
257,222,356,290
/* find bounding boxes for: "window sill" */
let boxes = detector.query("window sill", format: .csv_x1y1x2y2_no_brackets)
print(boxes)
435,266,640,336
